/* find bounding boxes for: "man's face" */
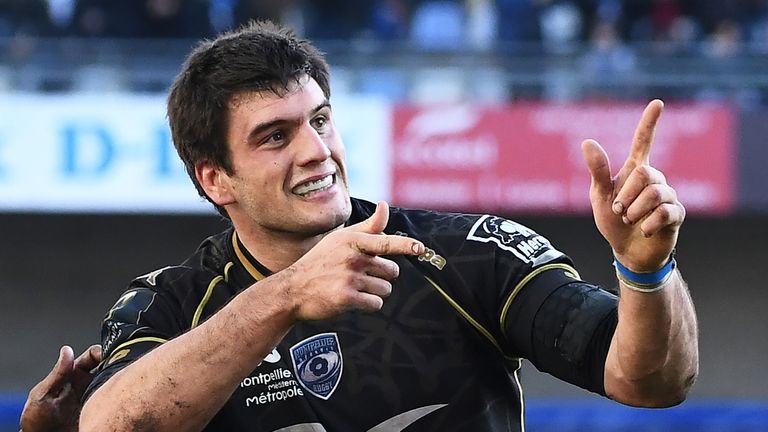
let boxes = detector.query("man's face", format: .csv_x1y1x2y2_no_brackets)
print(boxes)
220,76,351,239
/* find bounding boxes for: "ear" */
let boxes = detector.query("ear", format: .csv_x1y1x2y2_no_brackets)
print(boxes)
195,161,236,206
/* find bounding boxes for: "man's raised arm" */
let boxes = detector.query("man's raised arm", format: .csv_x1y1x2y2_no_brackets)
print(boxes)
580,100,699,407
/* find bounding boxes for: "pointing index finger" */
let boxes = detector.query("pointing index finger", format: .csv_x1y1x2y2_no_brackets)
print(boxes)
354,233,424,256
626,99,664,169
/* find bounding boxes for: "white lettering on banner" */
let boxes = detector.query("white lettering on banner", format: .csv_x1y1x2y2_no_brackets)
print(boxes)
478,178,566,209
399,135,498,168
673,180,720,210
529,105,716,169
392,103,734,214
399,105,499,169
400,180,473,206
400,180,474,207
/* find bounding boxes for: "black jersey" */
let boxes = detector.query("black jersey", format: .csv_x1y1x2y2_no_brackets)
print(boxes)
86,198,619,432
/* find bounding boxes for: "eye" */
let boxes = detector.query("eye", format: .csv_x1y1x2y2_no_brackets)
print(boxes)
311,115,328,131
265,130,285,144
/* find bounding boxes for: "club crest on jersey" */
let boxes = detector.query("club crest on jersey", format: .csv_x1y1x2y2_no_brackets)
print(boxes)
290,333,343,400
467,215,564,266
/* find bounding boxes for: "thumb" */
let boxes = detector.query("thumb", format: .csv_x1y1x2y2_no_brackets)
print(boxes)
40,345,75,393
581,139,614,199
349,201,390,234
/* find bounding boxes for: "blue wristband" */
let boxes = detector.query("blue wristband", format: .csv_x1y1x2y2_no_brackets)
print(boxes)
613,256,676,286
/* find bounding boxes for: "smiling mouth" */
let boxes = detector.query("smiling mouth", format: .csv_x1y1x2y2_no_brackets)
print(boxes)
292,174,335,197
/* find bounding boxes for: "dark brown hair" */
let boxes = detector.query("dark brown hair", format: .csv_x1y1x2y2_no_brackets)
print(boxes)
167,20,331,217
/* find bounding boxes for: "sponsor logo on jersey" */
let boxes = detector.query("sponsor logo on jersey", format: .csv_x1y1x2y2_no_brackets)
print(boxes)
256,348,282,367
395,231,446,270
290,333,343,400
240,366,305,407
466,215,564,266
264,348,281,363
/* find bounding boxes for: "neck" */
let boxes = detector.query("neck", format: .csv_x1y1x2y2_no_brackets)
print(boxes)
231,219,340,273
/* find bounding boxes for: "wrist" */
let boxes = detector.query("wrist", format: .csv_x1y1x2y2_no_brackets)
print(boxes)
613,252,677,293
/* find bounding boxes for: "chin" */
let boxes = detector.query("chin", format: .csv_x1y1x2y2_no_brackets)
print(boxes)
313,204,351,232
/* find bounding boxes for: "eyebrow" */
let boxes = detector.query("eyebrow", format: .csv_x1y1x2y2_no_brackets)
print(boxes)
246,99,331,143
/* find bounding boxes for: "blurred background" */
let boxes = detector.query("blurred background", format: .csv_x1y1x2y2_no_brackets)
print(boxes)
1,0,767,430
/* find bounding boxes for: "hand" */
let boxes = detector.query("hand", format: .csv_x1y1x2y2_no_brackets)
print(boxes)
20,345,102,432
286,201,425,320
581,100,685,272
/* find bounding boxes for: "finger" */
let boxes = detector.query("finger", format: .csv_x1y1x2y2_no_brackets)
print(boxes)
74,344,103,372
624,99,664,170
365,256,400,281
622,184,677,226
348,291,385,312
581,139,613,199
614,165,667,217
354,232,424,256
358,275,393,299
348,201,390,234
40,346,75,390
639,202,685,237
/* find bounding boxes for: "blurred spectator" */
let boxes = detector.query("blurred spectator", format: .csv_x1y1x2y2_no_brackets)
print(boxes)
304,0,373,40
580,19,637,98
496,0,540,43
129,0,212,38
208,0,236,34
0,0,51,37
0,0,766,47
410,0,465,50
46,0,77,35
538,0,583,53
234,0,305,36
70,0,122,37
466,0,498,49
70,0,210,38
697,18,761,107
702,18,743,58
369,0,411,41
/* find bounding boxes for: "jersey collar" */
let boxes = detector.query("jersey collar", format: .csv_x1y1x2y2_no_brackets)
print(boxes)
231,230,271,281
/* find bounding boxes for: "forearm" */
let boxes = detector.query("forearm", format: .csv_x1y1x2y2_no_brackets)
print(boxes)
604,269,699,407
80,276,295,432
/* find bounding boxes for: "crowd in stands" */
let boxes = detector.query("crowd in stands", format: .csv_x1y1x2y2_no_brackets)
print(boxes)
1,0,768,51
1,1,766,105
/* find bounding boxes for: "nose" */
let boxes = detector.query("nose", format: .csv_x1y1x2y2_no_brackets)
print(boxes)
294,123,331,166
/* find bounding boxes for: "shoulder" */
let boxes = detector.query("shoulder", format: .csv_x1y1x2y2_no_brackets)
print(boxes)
104,228,235,325
106,265,200,323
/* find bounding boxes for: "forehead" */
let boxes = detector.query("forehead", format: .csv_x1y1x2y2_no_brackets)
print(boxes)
228,76,326,117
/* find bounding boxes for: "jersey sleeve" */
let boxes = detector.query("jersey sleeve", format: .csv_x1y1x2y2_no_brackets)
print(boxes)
502,268,618,395
464,214,619,395
83,268,187,400
391,208,618,395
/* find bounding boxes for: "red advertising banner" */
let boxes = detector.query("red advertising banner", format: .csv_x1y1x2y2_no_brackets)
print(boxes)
392,102,735,214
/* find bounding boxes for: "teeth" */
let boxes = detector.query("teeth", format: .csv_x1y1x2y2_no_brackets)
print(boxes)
293,175,333,196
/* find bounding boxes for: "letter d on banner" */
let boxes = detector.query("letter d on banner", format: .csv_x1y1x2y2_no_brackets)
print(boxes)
62,124,115,177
